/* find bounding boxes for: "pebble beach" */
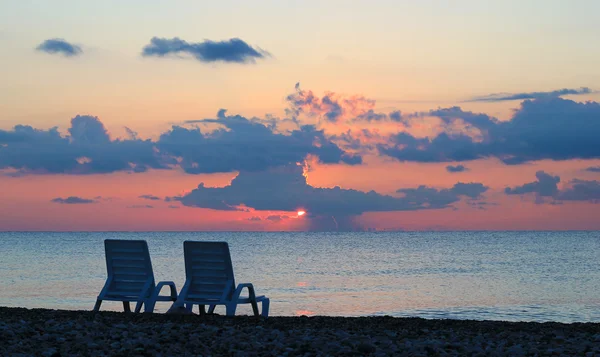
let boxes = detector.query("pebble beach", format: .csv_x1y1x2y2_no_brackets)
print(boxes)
1,307,600,356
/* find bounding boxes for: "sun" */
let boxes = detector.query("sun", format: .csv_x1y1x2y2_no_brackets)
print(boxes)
297,210,306,217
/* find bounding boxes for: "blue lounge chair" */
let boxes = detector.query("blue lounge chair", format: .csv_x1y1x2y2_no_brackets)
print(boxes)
93,239,177,313
174,241,270,317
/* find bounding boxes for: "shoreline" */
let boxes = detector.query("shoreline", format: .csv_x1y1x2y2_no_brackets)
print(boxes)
1,307,600,356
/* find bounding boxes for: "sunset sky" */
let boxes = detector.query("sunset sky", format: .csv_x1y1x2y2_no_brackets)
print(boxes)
1,0,600,231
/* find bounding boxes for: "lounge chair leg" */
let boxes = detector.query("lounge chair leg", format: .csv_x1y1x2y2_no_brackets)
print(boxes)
144,299,156,313
251,300,259,317
226,304,237,316
208,305,216,314
123,301,131,313
262,298,270,318
199,305,206,316
135,300,145,313
185,303,193,312
93,299,102,312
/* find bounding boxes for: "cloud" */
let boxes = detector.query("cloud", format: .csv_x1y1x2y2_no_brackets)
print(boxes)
505,171,560,197
505,171,600,203
446,164,468,173
396,182,488,206
51,196,96,204
389,111,404,122
141,37,269,64
36,39,82,57
556,179,600,202
177,165,488,230
0,109,359,175
128,205,154,209
5,87,600,177
286,84,379,124
266,215,290,222
586,166,600,173
131,164,148,173
158,110,360,174
0,115,166,175
380,97,600,164
424,107,499,131
139,194,161,201
69,115,110,144
467,201,497,210
467,87,592,102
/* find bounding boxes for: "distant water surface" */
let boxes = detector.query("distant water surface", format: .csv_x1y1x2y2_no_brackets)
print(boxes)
1,231,599,323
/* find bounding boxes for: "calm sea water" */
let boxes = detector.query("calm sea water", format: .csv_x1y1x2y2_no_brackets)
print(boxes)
1,231,599,322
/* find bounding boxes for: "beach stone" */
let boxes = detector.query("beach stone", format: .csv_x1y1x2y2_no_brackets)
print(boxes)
2,307,600,357
41,348,57,357
357,342,376,354
506,344,525,356
87,342,99,349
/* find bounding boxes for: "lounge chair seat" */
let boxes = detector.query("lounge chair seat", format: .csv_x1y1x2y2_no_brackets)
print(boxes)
174,241,270,317
93,239,177,313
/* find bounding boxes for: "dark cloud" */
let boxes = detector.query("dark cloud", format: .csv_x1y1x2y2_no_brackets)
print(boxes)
505,171,600,203
389,111,403,122
422,107,498,131
131,164,148,173
396,182,488,207
247,216,262,221
178,165,488,229
141,37,268,64
51,196,96,204
266,215,290,222
69,115,110,144
586,166,600,173
168,205,180,209
157,110,361,174
505,171,560,197
557,179,600,202
0,115,166,175
1,109,359,175
468,87,592,102
352,110,387,123
36,38,82,57
467,200,497,210
139,194,161,201
380,97,600,164
446,164,468,173
6,88,600,178
380,132,482,163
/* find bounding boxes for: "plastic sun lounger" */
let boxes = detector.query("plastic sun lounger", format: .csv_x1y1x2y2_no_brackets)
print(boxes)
174,241,270,318
93,239,177,313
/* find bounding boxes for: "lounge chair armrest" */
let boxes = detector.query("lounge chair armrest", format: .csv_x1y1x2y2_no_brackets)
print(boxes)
155,281,178,300
231,283,257,302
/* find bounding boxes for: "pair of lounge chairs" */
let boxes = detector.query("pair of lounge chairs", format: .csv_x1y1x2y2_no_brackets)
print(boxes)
93,240,270,317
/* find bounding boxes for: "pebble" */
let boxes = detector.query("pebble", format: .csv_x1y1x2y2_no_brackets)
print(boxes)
357,342,376,354
1,306,599,356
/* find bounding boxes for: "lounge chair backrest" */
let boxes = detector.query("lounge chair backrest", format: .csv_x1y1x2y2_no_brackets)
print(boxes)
183,241,235,301
104,239,155,295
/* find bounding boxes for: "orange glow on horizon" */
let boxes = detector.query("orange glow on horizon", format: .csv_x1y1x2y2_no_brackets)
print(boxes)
297,210,306,217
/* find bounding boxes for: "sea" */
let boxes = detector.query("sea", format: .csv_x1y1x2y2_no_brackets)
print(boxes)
1,231,599,323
